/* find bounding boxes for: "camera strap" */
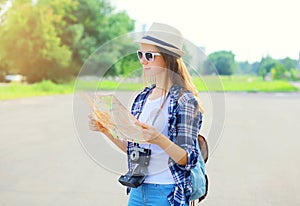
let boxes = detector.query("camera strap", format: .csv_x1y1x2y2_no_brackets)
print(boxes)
150,92,170,126
142,92,170,149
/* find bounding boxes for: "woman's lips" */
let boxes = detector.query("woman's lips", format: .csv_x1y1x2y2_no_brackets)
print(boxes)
144,67,151,70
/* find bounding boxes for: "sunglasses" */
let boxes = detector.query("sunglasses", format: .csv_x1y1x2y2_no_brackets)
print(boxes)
137,50,161,62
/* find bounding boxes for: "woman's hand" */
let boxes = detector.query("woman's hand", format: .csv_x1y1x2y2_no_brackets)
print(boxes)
88,113,109,133
135,121,163,144
136,121,187,165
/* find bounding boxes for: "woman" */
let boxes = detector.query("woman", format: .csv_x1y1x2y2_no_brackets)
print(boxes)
89,22,204,206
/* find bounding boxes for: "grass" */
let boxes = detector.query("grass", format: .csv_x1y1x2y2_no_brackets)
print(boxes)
76,79,144,91
0,76,298,100
0,80,74,100
193,76,299,92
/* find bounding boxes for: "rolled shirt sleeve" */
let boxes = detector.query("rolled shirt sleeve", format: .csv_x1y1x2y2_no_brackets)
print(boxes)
175,92,202,171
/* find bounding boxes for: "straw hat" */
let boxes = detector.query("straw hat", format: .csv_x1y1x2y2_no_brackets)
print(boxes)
136,22,185,57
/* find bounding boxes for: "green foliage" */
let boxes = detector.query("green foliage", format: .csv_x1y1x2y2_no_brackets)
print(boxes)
0,0,73,83
57,0,135,77
236,61,259,75
116,53,142,77
279,57,297,71
258,56,298,80
1,0,298,83
0,0,135,83
271,63,286,80
290,69,300,81
258,56,277,79
204,51,236,75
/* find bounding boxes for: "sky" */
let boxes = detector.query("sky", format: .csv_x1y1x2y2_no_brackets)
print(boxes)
111,0,300,63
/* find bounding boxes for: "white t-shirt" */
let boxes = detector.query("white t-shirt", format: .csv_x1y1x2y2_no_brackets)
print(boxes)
138,95,175,184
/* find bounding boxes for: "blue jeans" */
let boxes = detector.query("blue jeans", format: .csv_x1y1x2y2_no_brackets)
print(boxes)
128,183,175,206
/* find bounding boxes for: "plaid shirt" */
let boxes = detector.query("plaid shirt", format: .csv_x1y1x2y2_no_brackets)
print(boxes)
127,84,203,206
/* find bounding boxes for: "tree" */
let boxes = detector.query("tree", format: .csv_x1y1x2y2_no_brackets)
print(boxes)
0,0,135,82
271,63,286,80
55,0,136,77
259,56,298,80
204,51,236,75
279,57,297,71
0,0,73,83
250,62,260,75
116,53,141,77
258,56,277,79
236,61,260,75
236,61,251,75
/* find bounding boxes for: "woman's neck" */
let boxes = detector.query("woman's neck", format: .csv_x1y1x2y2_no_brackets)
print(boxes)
147,81,172,100
155,73,172,91
155,82,172,92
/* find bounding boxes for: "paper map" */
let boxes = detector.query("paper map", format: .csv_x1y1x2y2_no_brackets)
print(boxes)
85,93,146,143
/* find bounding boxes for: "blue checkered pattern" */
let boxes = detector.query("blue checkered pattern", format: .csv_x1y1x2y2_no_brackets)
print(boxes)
127,84,203,206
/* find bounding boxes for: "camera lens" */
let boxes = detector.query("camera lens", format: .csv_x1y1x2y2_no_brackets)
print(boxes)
130,150,139,161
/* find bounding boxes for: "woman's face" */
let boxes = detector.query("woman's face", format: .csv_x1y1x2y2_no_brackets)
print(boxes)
138,43,166,77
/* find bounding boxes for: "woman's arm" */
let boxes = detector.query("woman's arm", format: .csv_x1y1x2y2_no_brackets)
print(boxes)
88,114,127,153
135,93,202,168
155,134,188,166
101,129,128,154
173,94,202,169
135,121,188,165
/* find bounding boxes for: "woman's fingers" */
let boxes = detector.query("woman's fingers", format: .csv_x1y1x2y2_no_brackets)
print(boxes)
88,113,105,132
88,119,99,131
135,121,162,143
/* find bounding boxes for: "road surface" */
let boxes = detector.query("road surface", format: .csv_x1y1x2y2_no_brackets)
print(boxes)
0,92,299,205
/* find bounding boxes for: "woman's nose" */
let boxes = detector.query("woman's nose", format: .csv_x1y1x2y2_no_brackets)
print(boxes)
140,57,148,65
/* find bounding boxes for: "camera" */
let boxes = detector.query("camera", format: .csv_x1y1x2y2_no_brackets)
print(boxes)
118,146,151,188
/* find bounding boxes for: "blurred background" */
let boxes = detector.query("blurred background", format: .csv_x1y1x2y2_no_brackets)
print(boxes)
0,0,299,97
0,0,299,205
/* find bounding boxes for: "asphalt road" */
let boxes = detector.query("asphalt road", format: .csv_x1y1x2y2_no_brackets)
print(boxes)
0,92,300,206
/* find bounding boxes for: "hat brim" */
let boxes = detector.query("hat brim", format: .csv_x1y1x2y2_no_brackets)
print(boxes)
135,38,184,57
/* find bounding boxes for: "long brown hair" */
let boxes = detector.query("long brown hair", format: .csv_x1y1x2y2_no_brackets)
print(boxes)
158,47,205,114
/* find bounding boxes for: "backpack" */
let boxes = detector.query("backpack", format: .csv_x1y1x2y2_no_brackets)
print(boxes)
189,134,209,205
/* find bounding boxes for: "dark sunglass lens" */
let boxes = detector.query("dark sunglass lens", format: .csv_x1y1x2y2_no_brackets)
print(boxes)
145,52,153,61
137,51,143,59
